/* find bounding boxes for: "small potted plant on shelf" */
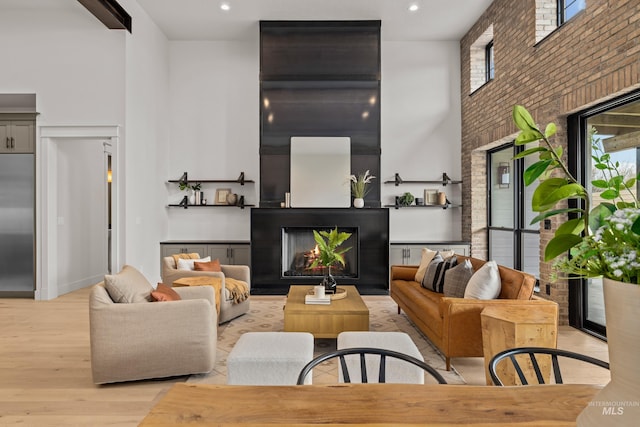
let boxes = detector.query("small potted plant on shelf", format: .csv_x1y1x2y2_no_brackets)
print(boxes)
397,192,415,207
350,170,375,208
512,105,640,426
309,227,352,291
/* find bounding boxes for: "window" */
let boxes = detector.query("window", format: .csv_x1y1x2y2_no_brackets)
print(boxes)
469,25,494,93
536,0,585,43
485,41,495,82
487,145,540,279
568,89,640,337
559,0,585,24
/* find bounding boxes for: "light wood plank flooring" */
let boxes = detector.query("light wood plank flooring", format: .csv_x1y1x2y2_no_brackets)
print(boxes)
0,286,609,426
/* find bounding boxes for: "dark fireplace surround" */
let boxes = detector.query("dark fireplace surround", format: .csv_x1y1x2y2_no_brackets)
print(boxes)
251,208,389,295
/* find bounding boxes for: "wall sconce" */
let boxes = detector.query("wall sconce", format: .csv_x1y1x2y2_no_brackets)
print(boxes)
498,162,510,188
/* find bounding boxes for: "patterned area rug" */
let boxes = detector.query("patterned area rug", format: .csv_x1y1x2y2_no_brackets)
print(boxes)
188,295,465,385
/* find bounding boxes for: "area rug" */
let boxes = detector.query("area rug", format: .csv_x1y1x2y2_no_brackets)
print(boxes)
188,295,465,385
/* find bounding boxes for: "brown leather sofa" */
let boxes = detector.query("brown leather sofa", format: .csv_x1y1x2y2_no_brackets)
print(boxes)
390,255,558,370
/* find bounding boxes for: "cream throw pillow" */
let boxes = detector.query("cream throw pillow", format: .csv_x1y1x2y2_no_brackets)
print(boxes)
414,248,455,283
177,256,211,271
104,265,153,303
464,260,501,299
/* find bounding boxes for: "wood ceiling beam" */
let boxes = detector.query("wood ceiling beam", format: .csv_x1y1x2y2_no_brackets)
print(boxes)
77,0,132,33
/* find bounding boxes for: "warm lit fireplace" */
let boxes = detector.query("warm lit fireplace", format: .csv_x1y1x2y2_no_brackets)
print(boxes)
251,208,389,295
281,227,358,278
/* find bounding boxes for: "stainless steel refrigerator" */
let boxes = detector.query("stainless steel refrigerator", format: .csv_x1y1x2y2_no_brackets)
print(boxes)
0,153,35,297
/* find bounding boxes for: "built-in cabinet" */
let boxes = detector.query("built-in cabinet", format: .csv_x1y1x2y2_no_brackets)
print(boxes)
389,242,470,266
0,120,34,153
160,241,251,269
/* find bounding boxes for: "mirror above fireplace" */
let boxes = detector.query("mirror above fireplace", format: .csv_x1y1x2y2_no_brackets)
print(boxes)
290,136,351,208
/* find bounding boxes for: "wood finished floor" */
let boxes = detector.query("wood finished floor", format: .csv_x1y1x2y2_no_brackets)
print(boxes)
0,286,610,426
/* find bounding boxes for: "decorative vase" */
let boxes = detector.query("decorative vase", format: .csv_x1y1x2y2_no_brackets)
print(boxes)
321,266,337,292
226,193,238,206
195,191,202,205
353,198,364,209
577,278,640,426
189,190,196,205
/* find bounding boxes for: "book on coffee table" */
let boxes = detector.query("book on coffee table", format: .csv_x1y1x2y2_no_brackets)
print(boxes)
305,294,331,305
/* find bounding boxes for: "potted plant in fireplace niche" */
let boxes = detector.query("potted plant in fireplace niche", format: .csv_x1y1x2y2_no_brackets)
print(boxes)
309,227,352,292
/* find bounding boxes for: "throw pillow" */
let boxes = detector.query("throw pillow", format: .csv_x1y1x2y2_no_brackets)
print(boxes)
194,259,222,272
414,248,455,283
423,255,458,293
104,265,153,303
464,260,501,299
177,256,211,271
151,283,182,302
443,259,475,297
171,252,201,268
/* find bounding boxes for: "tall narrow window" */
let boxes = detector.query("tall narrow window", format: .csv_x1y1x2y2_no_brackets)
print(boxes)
568,89,640,337
485,41,494,82
488,145,540,279
559,0,585,25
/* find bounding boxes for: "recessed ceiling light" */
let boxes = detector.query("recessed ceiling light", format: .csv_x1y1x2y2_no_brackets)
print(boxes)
409,4,419,12
220,2,230,12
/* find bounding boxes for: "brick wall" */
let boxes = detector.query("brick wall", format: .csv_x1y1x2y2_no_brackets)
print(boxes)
460,0,640,324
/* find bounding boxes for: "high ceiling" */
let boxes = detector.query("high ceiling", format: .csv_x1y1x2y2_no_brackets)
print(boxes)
135,0,493,41
0,0,493,42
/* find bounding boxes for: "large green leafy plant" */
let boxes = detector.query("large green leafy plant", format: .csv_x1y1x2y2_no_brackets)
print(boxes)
513,105,640,283
309,227,352,270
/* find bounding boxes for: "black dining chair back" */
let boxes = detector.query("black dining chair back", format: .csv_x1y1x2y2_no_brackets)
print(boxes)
488,346,609,386
296,347,447,385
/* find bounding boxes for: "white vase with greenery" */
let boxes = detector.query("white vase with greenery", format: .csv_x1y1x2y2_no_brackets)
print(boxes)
350,170,375,208
513,105,640,426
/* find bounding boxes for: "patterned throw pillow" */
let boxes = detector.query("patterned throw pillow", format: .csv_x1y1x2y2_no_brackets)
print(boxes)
422,254,458,293
414,248,455,283
443,259,475,297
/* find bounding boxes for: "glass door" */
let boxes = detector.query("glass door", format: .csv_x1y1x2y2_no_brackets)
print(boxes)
488,145,540,280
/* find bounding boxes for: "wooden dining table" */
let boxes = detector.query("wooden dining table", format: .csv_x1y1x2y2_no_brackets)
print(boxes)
138,382,600,426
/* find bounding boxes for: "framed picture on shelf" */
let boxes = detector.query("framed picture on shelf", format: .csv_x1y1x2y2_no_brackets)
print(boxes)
215,188,231,205
424,189,438,205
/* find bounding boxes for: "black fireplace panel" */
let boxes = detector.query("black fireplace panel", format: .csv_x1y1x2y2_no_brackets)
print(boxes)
251,208,389,295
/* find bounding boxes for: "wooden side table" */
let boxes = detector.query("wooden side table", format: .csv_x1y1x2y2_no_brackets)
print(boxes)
481,303,558,385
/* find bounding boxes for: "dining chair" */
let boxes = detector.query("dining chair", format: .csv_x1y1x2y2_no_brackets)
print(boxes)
296,347,447,385
488,346,609,386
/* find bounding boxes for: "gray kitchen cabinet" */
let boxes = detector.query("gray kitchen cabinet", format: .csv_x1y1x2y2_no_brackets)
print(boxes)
390,243,470,266
160,241,251,274
0,120,35,153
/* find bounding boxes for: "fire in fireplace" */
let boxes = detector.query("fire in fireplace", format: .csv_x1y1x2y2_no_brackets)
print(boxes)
281,227,358,278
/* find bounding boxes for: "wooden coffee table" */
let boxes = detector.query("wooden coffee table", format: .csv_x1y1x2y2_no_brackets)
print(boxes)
283,285,369,338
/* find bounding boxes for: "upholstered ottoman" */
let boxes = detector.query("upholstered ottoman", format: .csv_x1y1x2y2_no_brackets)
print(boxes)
337,331,425,384
227,332,314,385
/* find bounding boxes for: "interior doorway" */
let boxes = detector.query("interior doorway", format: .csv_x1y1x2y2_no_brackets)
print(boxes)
38,126,120,300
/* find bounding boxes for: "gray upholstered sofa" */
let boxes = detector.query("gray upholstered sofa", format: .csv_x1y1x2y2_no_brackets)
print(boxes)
161,257,250,324
89,282,217,384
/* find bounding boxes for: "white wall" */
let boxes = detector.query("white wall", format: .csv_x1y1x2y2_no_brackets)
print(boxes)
121,0,171,281
166,39,260,241
163,39,462,244
381,41,462,242
0,5,127,297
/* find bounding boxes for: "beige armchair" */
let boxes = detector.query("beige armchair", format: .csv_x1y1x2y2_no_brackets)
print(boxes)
89,283,217,384
161,257,251,323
